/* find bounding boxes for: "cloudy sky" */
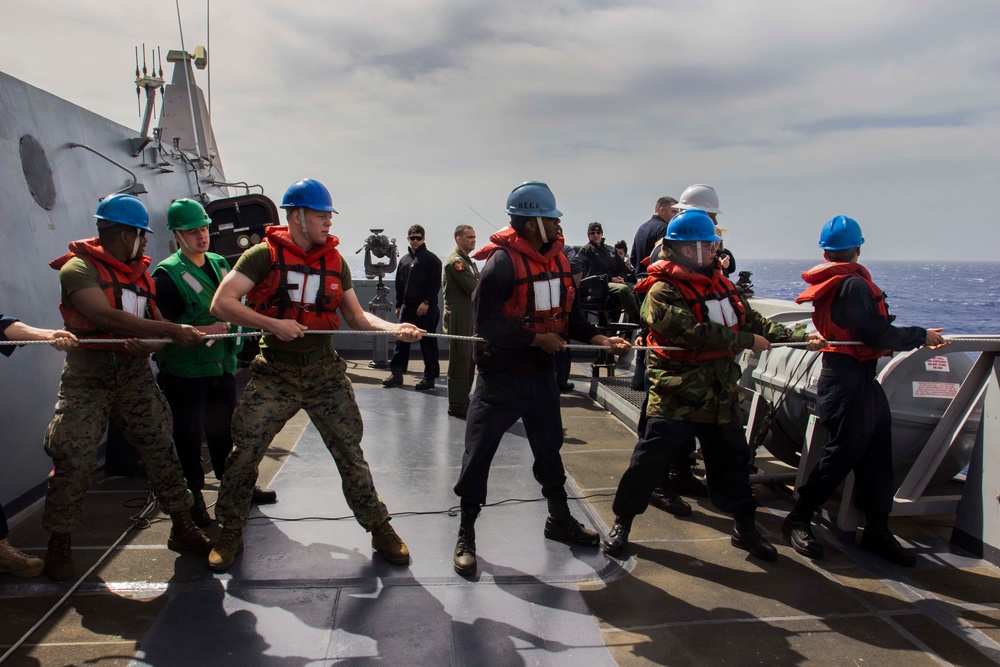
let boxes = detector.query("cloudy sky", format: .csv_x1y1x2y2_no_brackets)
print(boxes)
3,0,998,260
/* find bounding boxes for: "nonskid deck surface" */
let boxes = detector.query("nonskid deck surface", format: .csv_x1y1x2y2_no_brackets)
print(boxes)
130,383,618,666
1,360,999,666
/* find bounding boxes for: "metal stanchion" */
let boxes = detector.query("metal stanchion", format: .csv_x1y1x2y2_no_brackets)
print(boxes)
358,229,398,369
368,273,393,368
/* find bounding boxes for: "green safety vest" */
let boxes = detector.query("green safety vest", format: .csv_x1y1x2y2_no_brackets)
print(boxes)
153,250,243,378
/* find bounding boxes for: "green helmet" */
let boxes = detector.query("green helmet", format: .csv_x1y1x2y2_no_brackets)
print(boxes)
167,198,212,231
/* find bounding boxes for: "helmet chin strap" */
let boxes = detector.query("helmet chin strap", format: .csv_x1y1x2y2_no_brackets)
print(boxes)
536,216,549,244
299,207,308,235
175,232,193,254
130,233,142,260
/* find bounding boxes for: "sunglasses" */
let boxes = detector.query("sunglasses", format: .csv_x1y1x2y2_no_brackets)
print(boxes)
408,235,424,241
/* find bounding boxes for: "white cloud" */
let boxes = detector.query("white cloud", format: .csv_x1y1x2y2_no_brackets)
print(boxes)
2,0,997,259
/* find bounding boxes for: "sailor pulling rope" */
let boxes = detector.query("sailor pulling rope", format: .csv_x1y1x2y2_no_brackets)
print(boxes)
6,330,995,349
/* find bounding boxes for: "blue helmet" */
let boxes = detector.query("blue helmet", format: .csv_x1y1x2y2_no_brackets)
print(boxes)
818,215,864,251
665,209,721,242
280,179,339,213
505,181,562,218
94,194,152,233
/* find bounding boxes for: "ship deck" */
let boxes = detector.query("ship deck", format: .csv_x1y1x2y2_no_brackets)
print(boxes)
2,358,1000,666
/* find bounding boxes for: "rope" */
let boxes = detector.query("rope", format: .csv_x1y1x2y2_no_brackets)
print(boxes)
0,496,159,665
3,332,997,350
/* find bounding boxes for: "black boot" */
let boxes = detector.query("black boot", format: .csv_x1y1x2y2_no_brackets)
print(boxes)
544,495,599,546
251,486,278,504
860,515,915,567
44,532,74,582
732,510,778,561
190,489,212,528
453,504,480,576
781,500,823,559
649,485,692,517
669,463,708,497
602,516,633,558
168,511,214,556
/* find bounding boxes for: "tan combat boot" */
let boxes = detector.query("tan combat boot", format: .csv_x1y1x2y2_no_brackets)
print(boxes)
371,521,409,565
43,532,74,582
168,511,214,556
0,538,44,578
208,527,244,572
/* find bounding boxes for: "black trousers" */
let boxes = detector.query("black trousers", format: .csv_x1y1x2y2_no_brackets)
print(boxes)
159,372,237,492
635,368,698,485
553,348,571,388
390,303,440,379
612,417,757,517
454,370,567,506
797,371,894,517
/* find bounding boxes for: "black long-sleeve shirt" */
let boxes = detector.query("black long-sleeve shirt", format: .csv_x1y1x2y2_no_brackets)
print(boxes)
630,215,670,278
824,275,926,375
578,241,629,281
395,244,443,307
473,247,600,375
718,248,737,278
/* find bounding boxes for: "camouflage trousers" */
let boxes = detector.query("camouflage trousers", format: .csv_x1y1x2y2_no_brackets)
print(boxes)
43,351,192,533
215,351,390,531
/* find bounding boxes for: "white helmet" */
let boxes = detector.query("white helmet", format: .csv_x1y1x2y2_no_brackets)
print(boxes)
675,184,721,214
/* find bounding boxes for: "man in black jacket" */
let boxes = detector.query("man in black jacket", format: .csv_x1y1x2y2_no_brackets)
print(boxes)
384,224,443,390
785,215,946,567
630,196,678,279
578,222,640,321
451,181,630,576
629,196,679,391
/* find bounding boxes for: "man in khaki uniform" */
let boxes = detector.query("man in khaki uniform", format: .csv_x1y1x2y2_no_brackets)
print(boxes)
442,225,479,418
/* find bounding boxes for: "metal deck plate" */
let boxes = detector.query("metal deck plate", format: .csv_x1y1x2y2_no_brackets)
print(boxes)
130,385,618,666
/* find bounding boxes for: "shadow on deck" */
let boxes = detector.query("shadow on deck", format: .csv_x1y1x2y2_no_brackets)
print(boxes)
1,359,999,665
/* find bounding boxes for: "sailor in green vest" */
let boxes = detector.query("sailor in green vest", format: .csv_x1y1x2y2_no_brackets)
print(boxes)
152,198,275,527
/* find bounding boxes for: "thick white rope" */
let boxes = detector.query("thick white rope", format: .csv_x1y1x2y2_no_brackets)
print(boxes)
6,330,995,350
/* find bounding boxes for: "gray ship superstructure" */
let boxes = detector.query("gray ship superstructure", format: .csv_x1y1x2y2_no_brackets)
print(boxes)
0,48,233,513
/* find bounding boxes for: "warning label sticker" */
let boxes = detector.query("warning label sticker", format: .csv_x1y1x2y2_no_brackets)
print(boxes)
913,381,960,399
924,356,950,372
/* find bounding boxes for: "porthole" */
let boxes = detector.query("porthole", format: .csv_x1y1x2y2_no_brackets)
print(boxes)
19,135,56,210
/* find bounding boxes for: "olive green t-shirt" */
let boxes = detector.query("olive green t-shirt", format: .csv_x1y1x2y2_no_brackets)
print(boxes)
233,241,354,354
59,257,101,299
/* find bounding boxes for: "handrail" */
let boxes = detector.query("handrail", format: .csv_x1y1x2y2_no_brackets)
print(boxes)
68,143,140,195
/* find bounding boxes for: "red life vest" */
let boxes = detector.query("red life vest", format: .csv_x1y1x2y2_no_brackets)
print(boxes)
642,260,746,362
245,227,344,330
796,261,892,362
488,227,575,335
49,237,157,351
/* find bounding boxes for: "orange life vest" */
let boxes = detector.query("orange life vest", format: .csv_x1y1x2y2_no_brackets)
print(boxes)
642,260,746,362
49,237,157,352
796,261,892,362
245,227,344,330
488,227,575,335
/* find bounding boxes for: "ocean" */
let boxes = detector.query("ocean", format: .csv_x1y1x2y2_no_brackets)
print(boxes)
346,256,1000,336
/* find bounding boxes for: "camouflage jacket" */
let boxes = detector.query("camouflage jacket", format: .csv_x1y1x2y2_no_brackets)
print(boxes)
643,257,808,424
